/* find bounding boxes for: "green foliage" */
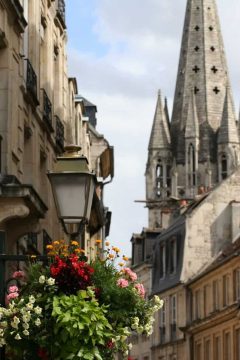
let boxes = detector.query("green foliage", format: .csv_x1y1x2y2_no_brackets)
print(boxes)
51,288,113,359
91,259,144,326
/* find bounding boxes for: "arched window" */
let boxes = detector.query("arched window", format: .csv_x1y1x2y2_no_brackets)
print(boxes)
221,154,228,179
156,164,163,197
188,144,196,186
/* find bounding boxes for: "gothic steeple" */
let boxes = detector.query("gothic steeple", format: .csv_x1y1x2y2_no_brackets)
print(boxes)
218,87,238,145
148,90,171,150
171,0,234,164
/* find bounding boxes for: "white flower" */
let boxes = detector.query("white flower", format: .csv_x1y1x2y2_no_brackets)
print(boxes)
14,334,21,340
22,314,31,323
34,306,42,315
128,343,133,350
11,316,20,329
39,275,46,284
35,318,41,327
0,329,4,337
0,321,7,328
23,329,29,336
47,277,55,286
26,303,33,311
0,338,6,347
29,295,36,304
22,323,29,330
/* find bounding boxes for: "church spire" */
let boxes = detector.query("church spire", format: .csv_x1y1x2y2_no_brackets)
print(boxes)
218,87,239,144
148,90,171,150
171,0,235,163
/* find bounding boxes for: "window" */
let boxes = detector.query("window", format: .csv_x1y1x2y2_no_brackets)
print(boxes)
195,290,201,320
160,301,166,344
170,294,177,340
169,238,177,274
156,164,163,197
188,144,196,187
221,154,228,180
0,135,2,172
195,342,202,360
203,285,210,317
212,280,219,311
204,339,211,360
234,268,240,301
224,332,231,360
223,275,230,306
235,328,240,360
160,244,166,279
214,336,221,360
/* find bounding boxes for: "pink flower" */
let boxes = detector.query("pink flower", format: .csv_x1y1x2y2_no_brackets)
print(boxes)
6,292,19,301
8,285,19,293
134,283,145,298
117,278,129,288
123,268,137,282
12,271,25,279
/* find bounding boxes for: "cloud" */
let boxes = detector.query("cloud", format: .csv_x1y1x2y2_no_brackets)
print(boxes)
67,0,240,255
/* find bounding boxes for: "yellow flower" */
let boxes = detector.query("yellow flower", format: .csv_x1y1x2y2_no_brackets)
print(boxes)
115,247,120,253
105,241,110,247
108,254,115,259
95,239,102,245
47,251,55,257
53,241,60,246
123,256,129,261
30,255,36,259
71,241,79,246
118,262,124,267
46,245,53,250
74,248,81,253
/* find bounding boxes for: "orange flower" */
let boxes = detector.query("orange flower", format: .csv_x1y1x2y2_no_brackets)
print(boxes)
114,247,120,253
80,249,85,253
123,256,129,261
53,241,60,245
71,241,79,246
74,248,81,253
95,239,102,245
46,245,53,250
105,241,110,246
47,251,55,257
108,254,115,259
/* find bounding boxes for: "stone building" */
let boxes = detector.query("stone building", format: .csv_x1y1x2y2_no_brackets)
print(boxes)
0,0,113,263
130,0,240,359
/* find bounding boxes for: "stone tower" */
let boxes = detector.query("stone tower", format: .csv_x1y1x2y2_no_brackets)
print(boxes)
146,0,239,229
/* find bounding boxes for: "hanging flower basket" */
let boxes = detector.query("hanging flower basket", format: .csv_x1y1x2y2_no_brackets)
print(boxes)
0,240,163,360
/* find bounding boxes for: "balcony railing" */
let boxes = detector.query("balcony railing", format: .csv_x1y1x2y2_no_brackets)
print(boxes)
160,326,166,344
26,59,39,106
170,323,177,341
42,89,53,131
55,115,64,152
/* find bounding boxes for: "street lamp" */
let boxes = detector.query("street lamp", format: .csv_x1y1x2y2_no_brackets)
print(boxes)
47,145,96,238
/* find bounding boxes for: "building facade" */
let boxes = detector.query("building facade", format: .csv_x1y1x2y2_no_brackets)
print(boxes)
130,0,240,359
0,0,113,265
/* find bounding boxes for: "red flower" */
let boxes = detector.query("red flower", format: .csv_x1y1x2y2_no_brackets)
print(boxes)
37,348,48,360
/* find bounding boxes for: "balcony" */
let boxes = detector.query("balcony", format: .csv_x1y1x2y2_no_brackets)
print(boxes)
55,116,64,153
170,323,177,341
25,59,39,107
55,0,66,30
42,89,53,132
159,326,166,344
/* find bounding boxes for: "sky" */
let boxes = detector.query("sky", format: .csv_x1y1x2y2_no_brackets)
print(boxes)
65,0,240,257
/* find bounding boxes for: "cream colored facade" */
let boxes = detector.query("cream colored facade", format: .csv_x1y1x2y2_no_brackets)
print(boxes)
187,242,240,360
0,0,113,260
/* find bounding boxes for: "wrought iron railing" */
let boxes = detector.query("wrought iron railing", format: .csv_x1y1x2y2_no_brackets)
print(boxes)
26,59,38,104
170,323,177,341
0,231,48,359
42,89,53,130
55,115,64,152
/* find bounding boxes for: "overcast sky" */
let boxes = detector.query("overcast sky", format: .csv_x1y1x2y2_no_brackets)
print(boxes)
65,0,240,256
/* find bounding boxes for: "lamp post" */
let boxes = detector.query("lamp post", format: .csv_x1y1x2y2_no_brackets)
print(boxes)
47,145,96,239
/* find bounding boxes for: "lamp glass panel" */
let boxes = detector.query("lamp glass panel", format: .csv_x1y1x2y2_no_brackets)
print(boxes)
51,174,90,222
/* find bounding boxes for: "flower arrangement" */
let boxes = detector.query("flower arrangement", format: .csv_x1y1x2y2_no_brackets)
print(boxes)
0,240,163,360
